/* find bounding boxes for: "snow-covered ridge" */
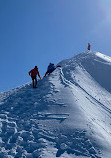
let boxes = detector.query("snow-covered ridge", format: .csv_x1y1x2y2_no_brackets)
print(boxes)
0,51,111,158
59,51,111,92
96,52,111,63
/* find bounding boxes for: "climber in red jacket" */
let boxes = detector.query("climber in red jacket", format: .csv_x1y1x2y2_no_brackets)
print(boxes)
29,66,41,88
88,43,90,50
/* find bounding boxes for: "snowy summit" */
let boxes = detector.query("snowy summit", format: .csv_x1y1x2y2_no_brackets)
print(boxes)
0,51,111,158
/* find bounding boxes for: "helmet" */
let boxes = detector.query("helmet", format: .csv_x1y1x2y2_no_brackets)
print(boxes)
49,63,54,65
35,66,38,69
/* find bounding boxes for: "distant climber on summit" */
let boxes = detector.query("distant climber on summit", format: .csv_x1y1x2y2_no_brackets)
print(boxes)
88,43,91,50
29,66,41,88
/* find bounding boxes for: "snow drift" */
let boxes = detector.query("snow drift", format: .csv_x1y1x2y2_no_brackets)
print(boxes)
0,51,111,158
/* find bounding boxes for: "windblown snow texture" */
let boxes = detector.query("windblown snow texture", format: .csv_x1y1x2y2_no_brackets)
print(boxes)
0,51,111,158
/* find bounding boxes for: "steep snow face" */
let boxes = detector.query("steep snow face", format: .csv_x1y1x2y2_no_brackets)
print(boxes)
61,51,111,92
59,51,111,155
0,51,111,158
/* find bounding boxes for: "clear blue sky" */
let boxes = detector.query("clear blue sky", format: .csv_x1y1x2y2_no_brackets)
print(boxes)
0,0,111,92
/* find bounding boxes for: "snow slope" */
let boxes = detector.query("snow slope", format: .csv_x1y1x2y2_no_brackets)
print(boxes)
0,51,111,158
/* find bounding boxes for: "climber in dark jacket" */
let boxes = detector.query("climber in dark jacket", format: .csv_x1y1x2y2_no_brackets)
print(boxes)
44,63,56,77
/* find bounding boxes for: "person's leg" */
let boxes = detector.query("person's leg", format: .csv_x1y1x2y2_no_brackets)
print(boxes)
44,71,48,77
32,79,35,88
31,76,35,88
35,78,37,88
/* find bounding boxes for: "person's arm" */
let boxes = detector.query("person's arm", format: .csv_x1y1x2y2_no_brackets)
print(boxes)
29,70,32,76
37,70,41,79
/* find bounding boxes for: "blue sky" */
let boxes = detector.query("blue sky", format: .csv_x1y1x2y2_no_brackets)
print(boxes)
0,0,111,92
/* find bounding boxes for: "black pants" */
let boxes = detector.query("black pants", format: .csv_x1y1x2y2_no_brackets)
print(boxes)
31,76,37,88
44,69,55,77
